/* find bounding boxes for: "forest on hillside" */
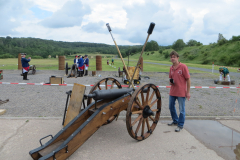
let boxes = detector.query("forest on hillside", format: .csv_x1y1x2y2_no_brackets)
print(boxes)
0,37,145,58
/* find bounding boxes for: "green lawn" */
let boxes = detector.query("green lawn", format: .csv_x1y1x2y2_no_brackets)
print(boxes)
0,57,210,73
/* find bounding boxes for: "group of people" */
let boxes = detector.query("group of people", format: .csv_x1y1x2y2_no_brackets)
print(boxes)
107,58,114,65
74,54,89,77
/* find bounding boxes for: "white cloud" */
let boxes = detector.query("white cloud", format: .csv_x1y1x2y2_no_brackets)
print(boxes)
0,0,34,35
30,0,69,12
40,0,91,28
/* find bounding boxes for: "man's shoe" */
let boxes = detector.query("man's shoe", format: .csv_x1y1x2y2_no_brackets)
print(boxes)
168,122,178,126
175,126,183,132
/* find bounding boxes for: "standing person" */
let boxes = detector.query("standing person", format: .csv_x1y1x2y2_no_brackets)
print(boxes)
77,55,84,77
111,58,114,65
82,56,85,75
21,53,31,80
74,55,79,77
74,55,78,65
168,51,191,132
84,55,89,76
107,59,109,65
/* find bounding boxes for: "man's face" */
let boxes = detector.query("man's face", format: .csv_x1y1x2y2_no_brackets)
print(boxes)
22,55,26,58
170,55,179,64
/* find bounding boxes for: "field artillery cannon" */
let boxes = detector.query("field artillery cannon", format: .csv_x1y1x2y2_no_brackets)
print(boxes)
65,62,78,78
29,65,37,75
20,65,36,76
213,67,235,85
29,77,162,160
118,66,141,85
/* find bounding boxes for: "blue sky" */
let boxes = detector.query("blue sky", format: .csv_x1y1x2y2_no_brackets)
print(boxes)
30,6,53,19
0,0,239,46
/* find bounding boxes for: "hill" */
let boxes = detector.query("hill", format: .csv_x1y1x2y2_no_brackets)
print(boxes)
0,37,141,59
130,40,240,67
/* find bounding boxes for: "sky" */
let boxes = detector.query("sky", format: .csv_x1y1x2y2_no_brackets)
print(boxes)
0,0,239,46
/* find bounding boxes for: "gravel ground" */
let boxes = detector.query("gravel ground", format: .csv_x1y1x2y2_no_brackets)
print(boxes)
0,70,240,117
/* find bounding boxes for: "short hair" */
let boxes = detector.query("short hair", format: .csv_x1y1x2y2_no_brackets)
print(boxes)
170,51,179,58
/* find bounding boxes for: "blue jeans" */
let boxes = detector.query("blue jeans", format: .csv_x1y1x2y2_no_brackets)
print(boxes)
169,96,186,128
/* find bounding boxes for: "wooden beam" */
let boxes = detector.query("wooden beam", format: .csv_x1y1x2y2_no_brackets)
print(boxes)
64,83,86,127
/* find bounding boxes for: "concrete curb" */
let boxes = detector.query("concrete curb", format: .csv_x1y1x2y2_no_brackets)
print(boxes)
0,116,240,120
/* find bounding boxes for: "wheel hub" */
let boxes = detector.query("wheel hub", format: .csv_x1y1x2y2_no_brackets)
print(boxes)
142,105,154,118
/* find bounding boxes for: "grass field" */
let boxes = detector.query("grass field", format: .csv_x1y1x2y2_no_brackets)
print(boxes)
0,56,215,74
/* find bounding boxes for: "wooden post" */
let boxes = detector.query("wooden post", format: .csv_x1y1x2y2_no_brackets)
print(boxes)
18,53,22,70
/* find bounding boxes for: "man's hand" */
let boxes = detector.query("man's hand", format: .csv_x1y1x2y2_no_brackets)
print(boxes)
186,93,190,101
169,82,174,85
28,57,31,59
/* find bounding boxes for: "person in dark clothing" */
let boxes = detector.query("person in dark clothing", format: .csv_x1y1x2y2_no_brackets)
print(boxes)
21,53,31,80
83,55,89,76
77,55,84,77
111,58,114,65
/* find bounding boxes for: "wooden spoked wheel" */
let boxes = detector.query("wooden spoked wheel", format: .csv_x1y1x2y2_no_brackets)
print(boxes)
87,77,122,125
68,64,78,78
72,64,78,78
65,62,68,75
126,83,161,141
32,65,36,75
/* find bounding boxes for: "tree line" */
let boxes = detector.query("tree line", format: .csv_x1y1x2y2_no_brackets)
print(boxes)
0,36,205,59
0,36,140,59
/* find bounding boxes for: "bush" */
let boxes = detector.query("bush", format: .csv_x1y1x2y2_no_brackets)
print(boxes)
0,53,14,59
183,52,189,58
151,51,154,54
188,55,196,60
196,42,202,46
32,56,43,59
172,39,185,51
164,51,169,59
218,39,228,45
219,55,228,64
230,35,240,42
159,49,163,54
204,52,208,56
226,55,238,65
201,59,210,64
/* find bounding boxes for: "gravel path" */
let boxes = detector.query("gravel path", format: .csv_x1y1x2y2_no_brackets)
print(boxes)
0,70,239,118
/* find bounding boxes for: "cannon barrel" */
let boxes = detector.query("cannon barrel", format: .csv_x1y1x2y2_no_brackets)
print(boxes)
88,88,134,101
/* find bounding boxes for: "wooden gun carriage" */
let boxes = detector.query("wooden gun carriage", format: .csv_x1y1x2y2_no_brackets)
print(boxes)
119,66,141,85
65,62,78,78
29,77,162,160
21,65,36,76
